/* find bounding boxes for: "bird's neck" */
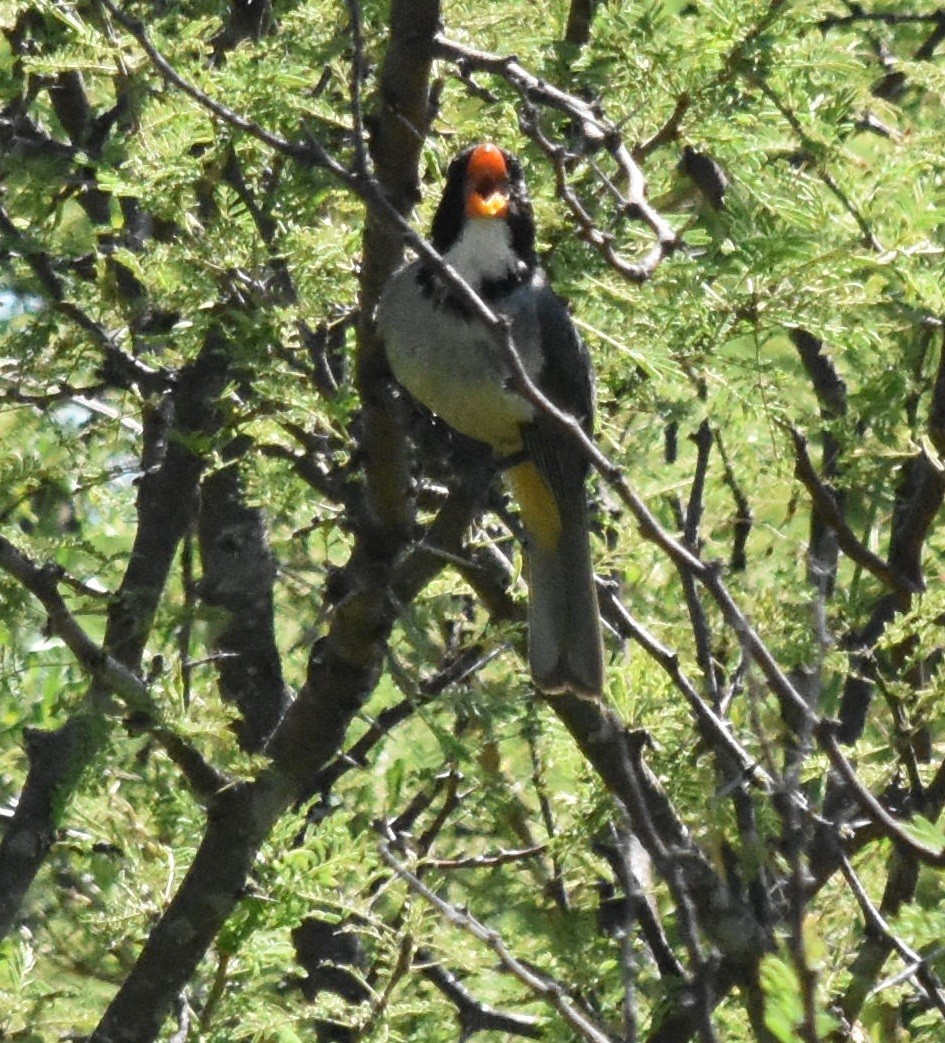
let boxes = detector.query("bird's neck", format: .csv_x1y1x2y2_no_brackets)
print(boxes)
443,219,523,290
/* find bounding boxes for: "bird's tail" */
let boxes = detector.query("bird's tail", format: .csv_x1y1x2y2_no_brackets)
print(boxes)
507,461,603,697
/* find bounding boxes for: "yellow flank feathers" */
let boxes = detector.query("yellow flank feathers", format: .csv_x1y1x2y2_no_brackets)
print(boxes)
507,462,561,552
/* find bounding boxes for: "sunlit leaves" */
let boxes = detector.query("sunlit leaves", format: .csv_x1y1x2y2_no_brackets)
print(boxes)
4,0,945,1039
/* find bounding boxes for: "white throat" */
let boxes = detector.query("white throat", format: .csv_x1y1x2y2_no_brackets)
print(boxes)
443,218,517,284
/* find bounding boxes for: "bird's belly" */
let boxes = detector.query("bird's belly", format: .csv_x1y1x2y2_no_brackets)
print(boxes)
396,351,532,450
378,272,540,452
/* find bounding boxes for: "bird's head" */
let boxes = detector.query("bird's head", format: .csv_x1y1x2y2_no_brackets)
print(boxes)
430,143,537,269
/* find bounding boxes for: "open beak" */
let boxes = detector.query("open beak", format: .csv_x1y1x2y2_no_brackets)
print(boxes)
465,143,510,219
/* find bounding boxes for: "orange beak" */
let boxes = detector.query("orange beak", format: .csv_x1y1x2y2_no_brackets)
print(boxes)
465,143,510,219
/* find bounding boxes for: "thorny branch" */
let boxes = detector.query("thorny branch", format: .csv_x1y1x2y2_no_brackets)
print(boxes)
98,0,945,873
6,3,945,1040
434,34,680,282
419,956,544,1040
789,426,918,596
381,843,616,1043
425,844,548,870
838,851,945,1018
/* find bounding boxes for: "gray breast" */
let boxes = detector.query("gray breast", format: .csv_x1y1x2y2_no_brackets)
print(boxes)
376,263,542,451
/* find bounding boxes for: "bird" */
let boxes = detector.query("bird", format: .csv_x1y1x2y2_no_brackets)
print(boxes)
376,143,603,697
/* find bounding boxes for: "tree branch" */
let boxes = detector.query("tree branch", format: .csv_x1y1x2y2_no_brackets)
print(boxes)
434,34,679,282
419,954,544,1039
789,426,916,596
198,454,291,751
0,537,149,708
381,843,615,1043
0,334,230,941
838,850,945,1017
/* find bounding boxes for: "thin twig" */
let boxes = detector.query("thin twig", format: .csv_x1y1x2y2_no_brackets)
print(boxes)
426,844,548,870
838,852,945,1017
821,9,945,28
635,93,692,159
599,584,777,795
712,426,752,573
527,715,570,911
0,535,150,709
99,0,945,876
380,843,616,1043
604,818,684,980
344,0,370,176
678,421,721,707
790,426,917,596
818,722,945,867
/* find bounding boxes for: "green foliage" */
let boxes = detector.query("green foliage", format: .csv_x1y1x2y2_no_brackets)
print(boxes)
761,949,838,1042
3,0,945,1040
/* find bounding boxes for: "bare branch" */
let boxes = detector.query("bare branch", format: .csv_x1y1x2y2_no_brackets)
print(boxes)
419,954,544,1039
432,34,679,281
381,843,616,1043
789,426,917,596
0,535,148,709
838,851,945,1017
426,845,548,870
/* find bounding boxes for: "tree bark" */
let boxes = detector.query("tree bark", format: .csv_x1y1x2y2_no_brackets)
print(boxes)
0,335,229,940
89,3,443,1038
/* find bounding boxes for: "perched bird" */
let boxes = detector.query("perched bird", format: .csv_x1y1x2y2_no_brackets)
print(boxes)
376,143,603,697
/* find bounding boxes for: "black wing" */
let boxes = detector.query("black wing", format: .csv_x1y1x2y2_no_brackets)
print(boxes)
521,276,595,491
